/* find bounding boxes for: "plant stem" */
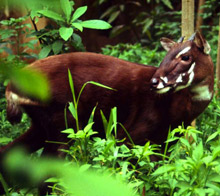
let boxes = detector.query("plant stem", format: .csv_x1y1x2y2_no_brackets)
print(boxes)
0,173,9,196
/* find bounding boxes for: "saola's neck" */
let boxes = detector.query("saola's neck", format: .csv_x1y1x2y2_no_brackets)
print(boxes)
190,80,213,102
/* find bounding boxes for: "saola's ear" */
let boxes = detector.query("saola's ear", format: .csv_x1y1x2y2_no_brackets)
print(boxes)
160,38,176,51
191,31,211,55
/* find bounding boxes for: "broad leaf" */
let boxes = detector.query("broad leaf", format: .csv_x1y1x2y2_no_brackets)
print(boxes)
52,40,63,54
39,45,52,59
81,20,112,30
38,10,65,22
72,22,83,32
60,0,72,22
71,6,87,22
0,61,50,101
59,27,73,41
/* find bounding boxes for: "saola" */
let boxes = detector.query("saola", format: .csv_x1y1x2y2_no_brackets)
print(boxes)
0,32,214,195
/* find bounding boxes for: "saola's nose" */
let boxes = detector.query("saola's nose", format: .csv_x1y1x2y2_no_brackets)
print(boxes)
150,78,159,89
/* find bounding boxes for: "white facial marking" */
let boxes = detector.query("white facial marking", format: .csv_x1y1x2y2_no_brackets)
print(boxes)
160,76,168,84
157,81,164,89
176,46,191,58
188,62,196,74
176,74,183,83
175,63,195,92
157,86,171,94
191,85,213,101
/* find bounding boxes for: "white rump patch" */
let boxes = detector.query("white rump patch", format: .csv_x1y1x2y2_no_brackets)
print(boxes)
176,46,191,58
6,91,39,106
191,85,213,101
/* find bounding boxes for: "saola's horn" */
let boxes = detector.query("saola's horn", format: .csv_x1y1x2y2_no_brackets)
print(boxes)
177,36,185,43
188,32,196,41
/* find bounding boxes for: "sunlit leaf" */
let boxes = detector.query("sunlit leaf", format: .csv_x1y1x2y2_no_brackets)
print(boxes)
60,0,72,22
81,20,112,30
71,6,87,22
59,27,74,41
0,61,50,101
68,102,77,119
38,10,65,22
72,22,83,32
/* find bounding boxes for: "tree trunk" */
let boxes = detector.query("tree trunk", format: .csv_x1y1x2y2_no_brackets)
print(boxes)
181,0,195,126
181,0,195,39
196,0,205,32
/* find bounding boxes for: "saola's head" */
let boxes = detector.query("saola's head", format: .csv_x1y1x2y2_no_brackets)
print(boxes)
151,32,213,94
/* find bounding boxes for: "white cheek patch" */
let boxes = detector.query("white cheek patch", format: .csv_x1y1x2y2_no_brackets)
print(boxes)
176,46,191,58
175,63,195,92
191,85,213,101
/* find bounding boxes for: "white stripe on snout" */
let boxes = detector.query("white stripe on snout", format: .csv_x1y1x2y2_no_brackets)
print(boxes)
160,76,168,84
175,46,191,58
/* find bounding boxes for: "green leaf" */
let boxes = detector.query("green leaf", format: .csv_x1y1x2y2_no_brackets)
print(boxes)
59,27,73,41
0,62,50,101
161,0,173,9
192,141,204,161
87,81,115,91
88,106,97,124
0,137,12,144
39,45,52,59
100,110,108,133
52,40,63,54
152,165,175,176
84,122,94,133
60,0,72,22
62,128,74,134
71,6,87,22
37,10,65,22
68,102,77,119
81,20,112,30
68,69,77,105
5,149,136,196
206,131,219,143
108,11,120,23
71,22,83,32
13,69,50,101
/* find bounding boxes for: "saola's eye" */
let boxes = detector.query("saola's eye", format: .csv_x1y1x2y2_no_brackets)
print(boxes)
181,55,190,61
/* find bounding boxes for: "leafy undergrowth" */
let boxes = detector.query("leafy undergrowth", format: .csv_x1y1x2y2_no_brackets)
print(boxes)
2,79,220,196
